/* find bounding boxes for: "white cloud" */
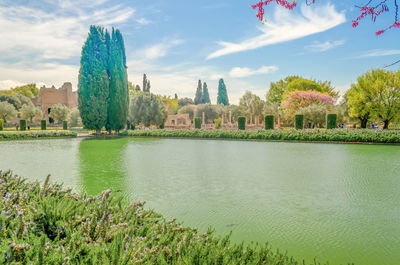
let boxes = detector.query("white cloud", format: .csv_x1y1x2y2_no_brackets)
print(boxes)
306,40,345,52
0,80,25,90
207,3,346,59
135,39,184,60
353,49,400,58
229,66,278,78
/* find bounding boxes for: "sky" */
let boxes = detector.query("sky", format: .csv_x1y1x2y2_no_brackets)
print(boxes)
0,0,399,104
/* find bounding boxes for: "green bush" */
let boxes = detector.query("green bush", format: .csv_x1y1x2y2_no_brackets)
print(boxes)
264,115,274,130
41,120,47,130
0,119,3,131
62,120,68,130
295,115,304,130
0,131,77,140
0,171,339,265
194,117,202,129
120,129,400,144
238,116,246,130
131,124,135,130
327,114,337,129
20,119,27,131
214,117,222,129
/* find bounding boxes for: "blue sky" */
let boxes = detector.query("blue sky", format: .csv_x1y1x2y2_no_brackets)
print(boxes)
0,0,399,103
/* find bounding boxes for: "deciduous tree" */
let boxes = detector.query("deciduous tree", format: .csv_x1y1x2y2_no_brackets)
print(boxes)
0,102,17,123
128,93,167,127
49,104,70,124
20,103,42,123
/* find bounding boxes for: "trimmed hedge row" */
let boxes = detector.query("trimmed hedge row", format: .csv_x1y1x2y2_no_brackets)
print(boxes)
20,120,27,131
0,119,3,131
238,116,246,130
264,115,274,130
194,117,202,129
120,129,400,144
295,115,304,130
0,171,334,265
327,114,337,129
0,130,77,140
41,120,47,130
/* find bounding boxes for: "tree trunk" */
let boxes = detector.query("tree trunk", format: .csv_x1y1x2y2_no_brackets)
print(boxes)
360,118,368,129
383,120,389,130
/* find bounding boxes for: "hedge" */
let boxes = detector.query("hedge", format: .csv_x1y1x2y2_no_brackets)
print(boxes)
238,116,246,130
327,114,337,129
0,171,337,265
0,131,77,140
120,129,400,144
19,120,27,131
264,115,274,130
41,120,47,130
194,117,202,129
62,121,68,130
0,119,3,131
295,115,304,130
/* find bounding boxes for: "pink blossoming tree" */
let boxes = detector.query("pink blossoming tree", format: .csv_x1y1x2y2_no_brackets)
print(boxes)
282,90,335,116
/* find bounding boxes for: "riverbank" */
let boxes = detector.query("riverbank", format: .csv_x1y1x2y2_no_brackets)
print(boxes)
0,130,77,140
120,129,400,144
0,171,338,265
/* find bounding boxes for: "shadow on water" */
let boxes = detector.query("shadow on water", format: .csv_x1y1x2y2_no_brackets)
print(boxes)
78,137,129,196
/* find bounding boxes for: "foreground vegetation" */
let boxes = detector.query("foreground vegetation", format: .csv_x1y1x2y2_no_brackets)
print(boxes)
121,129,400,144
0,171,344,264
0,130,77,140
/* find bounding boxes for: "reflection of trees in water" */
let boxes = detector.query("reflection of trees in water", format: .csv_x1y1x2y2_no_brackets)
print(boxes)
79,138,129,196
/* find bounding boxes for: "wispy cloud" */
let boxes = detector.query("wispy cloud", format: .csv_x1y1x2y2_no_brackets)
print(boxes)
352,49,400,58
229,66,278,78
306,40,345,52
135,39,184,60
207,3,345,59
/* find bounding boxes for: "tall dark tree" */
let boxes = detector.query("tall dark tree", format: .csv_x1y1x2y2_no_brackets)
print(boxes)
194,80,203,105
202,82,211,104
142,74,150,92
217,78,229,105
78,26,109,134
106,28,129,132
135,85,141,92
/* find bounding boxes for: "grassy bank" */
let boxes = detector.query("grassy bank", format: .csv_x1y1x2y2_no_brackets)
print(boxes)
120,129,400,144
0,130,77,140
0,171,344,265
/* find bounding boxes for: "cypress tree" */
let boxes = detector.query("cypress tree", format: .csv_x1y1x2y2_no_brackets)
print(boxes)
106,28,129,132
194,80,203,105
217,78,229,105
202,82,210,104
142,74,151,92
135,85,141,92
78,25,109,134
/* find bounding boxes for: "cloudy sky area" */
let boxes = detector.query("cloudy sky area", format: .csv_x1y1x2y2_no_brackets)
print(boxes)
0,0,399,103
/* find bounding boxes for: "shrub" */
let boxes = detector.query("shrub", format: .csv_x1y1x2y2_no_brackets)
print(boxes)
214,117,222,129
20,119,27,131
264,115,274,130
131,124,135,130
0,119,3,131
238,116,246,130
41,120,47,130
62,120,68,130
295,115,304,130
327,114,337,129
194,117,202,129
0,131,77,140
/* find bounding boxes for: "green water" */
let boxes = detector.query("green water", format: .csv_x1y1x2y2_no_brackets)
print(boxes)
1,137,399,265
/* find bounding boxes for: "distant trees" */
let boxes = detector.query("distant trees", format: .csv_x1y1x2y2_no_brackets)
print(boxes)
194,80,203,105
178,97,194,108
78,25,129,134
202,82,211,104
128,93,167,127
11,84,39,98
20,104,42,123
0,94,31,110
347,69,400,129
0,102,17,123
49,104,70,124
143,74,151,92
282,90,335,117
69,108,82,127
217,78,229,105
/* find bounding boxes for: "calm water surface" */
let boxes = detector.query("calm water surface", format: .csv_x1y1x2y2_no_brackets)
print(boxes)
1,137,400,265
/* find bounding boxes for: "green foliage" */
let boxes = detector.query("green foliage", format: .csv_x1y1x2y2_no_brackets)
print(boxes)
0,119,3,131
195,104,219,123
142,74,151,93
194,117,202,129
107,28,129,132
326,114,337,129
177,105,194,120
63,121,68,130
0,171,339,265
0,130,77,140
41,120,47,130
239,91,264,122
298,105,327,129
178,97,194,108
0,101,17,123
0,94,22,110
267,76,299,104
194,80,203,105
214,117,222,129
202,82,210,104
19,119,27,131
217,78,229,105
264,115,274,130
78,25,109,132
163,97,179,115
122,129,400,144
20,103,42,123
128,93,167,127
238,116,246,130
49,104,70,125
10,84,39,98
69,108,82,127
295,115,304,130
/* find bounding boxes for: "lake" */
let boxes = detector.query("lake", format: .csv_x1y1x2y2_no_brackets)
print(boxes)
1,137,399,265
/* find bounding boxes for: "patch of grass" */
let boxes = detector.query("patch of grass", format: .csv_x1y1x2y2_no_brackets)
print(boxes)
0,171,342,264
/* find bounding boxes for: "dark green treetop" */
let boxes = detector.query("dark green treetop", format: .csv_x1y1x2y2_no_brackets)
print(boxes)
217,78,229,105
194,80,203,105
202,82,210,104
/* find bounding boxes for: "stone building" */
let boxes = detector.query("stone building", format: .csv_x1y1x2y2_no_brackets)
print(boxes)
31,82,78,123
